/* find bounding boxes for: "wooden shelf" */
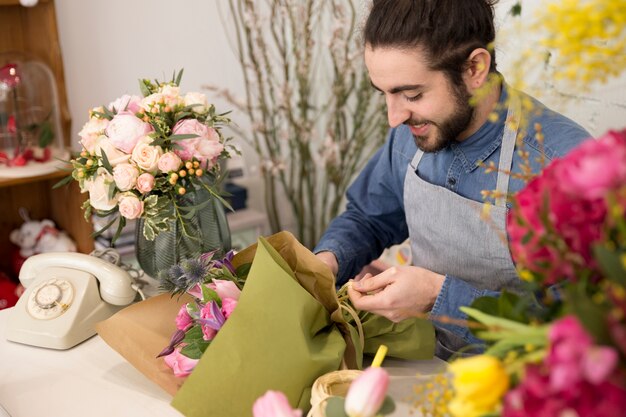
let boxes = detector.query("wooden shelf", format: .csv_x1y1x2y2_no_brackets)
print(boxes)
0,168,70,188
1,0,94,279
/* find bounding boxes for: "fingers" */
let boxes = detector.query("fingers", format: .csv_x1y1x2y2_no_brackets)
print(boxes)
352,270,394,293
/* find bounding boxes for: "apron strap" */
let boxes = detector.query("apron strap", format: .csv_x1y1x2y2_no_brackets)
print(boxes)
494,92,521,207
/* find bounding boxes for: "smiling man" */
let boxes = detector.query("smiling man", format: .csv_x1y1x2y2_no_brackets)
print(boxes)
314,0,591,359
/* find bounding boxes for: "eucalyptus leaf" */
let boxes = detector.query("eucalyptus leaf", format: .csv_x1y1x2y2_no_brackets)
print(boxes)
169,133,200,141
52,174,74,189
100,149,113,173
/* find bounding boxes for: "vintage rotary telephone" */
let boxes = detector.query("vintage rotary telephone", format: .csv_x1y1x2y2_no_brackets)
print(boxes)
6,252,137,349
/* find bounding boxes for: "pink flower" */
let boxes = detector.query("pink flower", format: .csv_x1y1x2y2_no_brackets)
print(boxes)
105,111,153,154
108,94,142,114
208,279,241,301
78,117,109,154
252,390,302,417
172,119,224,167
117,193,144,219
554,129,626,200
163,347,198,378
344,367,389,417
506,129,626,284
112,163,139,191
131,137,163,172
157,151,182,173
199,302,219,341
136,173,155,193
221,297,238,319
175,304,193,331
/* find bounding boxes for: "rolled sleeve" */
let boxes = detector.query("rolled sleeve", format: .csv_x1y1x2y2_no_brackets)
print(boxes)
430,275,500,345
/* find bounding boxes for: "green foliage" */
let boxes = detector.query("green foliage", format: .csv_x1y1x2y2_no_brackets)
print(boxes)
180,326,211,360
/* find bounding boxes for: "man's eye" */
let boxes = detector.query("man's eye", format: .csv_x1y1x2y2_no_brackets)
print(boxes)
406,93,422,102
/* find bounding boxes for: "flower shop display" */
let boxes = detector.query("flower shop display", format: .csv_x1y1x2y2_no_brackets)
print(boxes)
0,53,68,178
58,70,234,276
213,0,388,248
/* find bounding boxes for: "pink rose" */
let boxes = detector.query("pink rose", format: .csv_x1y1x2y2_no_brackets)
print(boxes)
118,193,144,219
554,130,626,200
136,172,155,193
105,111,153,153
344,367,389,417
108,94,142,114
112,163,139,191
131,137,163,172
172,119,224,167
163,347,198,378
253,391,302,417
78,117,109,154
208,279,241,301
175,304,193,331
157,151,182,173
221,297,238,319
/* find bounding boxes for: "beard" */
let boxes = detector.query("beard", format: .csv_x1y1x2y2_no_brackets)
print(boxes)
410,83,474,153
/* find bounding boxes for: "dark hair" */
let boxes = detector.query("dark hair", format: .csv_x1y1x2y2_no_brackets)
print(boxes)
363,0,499,85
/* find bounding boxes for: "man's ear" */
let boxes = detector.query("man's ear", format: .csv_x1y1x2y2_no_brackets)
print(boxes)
463,48,492,91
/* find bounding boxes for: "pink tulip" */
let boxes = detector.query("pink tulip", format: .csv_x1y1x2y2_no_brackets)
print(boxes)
209,279,242,301
252,390,302,417
344,367,389,417
163,347,198,377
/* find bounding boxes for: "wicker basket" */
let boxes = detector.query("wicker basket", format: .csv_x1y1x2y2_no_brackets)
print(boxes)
308,369,363,417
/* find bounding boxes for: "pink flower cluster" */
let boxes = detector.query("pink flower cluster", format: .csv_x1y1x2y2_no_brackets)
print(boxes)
503,316,626,416
163,279,241,377
75,85,225,222
507,129,626,284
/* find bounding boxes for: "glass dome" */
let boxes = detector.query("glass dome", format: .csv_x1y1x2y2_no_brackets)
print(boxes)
0,51,68,178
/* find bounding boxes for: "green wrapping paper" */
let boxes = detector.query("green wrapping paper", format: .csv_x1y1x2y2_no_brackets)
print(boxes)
97,231,434,417
172,233,353,416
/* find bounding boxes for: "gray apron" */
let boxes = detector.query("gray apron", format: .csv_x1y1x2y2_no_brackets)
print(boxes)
403,94,521,359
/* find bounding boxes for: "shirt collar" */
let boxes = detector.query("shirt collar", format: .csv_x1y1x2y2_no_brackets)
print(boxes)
450,82,510,173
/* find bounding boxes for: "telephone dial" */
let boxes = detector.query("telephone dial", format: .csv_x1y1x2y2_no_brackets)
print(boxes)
6,252,137,349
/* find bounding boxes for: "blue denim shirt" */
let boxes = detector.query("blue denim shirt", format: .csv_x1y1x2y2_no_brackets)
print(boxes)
314,84,591,344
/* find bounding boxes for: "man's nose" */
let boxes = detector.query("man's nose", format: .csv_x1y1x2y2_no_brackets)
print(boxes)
386,99,410,128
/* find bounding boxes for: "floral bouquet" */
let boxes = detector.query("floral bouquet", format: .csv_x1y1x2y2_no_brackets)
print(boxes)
56,70,234,272
440,129,626,417
156,250,246,377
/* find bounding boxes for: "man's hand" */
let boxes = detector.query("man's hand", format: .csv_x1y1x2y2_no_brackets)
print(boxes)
347,266,445,322
316,251,339,276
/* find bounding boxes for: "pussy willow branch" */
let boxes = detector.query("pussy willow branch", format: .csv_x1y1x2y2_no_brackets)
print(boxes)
221,0,387,248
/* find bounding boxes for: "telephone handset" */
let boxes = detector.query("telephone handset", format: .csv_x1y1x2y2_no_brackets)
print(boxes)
6,252,137,350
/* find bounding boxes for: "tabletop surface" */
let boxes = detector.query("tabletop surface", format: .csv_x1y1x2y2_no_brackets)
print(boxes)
0,305,447,417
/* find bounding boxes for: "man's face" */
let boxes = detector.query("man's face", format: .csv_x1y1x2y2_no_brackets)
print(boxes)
365,45,474,152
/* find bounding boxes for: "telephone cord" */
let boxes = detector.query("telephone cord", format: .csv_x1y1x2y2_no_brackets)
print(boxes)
88,248,146,301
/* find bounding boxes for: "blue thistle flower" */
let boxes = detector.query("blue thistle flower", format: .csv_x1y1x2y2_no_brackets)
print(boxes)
180,258,208,286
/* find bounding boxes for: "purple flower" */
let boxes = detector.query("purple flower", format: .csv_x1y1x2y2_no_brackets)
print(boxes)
156,328,186,358
199,301,225,340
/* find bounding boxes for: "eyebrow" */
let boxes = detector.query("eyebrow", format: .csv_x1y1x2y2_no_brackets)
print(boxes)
370,81,424,94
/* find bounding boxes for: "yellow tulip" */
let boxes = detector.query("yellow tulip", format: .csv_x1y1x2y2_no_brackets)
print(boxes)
447,355,509,417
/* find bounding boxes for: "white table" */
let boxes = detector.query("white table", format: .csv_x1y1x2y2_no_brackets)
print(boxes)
0,307,446,417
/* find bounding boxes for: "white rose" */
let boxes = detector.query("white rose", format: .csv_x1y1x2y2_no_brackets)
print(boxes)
131,136,163,172
118,193,144,220
184,92,208,114
112,163,139,191
95,135,131,167
86,168,118,211
78,118,109,154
